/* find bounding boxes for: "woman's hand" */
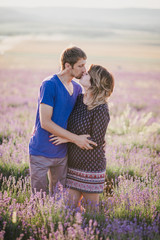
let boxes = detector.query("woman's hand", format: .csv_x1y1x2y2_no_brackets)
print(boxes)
49,135,69,145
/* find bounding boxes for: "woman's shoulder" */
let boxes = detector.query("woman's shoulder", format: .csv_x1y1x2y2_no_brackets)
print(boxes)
77,93,84,100
93,104,110,122
94,103,109,112
73,94,83,108
78,93,83,97
93,103,110,117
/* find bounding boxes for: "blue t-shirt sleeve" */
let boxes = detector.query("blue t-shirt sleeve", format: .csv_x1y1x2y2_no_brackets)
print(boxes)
39,80,55,107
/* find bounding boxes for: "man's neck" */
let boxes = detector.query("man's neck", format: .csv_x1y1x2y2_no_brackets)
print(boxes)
57,70,73,84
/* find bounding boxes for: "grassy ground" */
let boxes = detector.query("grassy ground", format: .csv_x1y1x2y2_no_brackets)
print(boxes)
0,37,160,239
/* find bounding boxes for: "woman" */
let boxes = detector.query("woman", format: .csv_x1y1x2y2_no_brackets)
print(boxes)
51,64,114,210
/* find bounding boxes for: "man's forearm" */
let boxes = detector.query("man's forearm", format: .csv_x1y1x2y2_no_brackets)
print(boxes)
41,120,78,143
39,104,97,150
41,119,97,150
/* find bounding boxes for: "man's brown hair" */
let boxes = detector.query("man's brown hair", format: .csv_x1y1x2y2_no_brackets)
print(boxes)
61,46,87,70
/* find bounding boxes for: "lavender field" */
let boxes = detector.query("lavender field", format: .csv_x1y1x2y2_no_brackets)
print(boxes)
0,37,160,240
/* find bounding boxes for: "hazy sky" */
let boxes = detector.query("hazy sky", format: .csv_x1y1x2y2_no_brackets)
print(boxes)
0,0,160,8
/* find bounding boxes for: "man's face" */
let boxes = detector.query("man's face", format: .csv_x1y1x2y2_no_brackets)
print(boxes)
70,58,86,79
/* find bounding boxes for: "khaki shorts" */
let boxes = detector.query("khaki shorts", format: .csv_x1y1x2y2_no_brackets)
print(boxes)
29,154,68,194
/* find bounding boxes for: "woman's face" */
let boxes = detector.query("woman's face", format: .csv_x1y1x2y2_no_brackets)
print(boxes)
79,72,91,89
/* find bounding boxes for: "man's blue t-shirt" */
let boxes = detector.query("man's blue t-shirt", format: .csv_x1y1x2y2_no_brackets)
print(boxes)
29,74,82,158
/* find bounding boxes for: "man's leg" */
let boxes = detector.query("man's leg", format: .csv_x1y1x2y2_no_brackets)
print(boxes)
29,155,49,193
48,155,68,194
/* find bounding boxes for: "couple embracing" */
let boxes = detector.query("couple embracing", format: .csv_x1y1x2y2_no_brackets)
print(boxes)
29,46,114,210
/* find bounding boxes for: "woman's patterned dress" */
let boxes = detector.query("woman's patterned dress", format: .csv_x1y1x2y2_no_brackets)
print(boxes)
66,94,110,193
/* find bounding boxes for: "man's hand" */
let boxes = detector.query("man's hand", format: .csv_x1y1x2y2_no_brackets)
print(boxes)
49,134,97,150
49,135,69,144
73,135,97,150
40,103,97,150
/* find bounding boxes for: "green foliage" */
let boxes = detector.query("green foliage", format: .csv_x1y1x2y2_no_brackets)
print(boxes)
0,132,10,145
0,161,29,182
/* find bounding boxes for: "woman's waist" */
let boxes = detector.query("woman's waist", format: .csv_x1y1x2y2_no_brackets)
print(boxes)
68,145,105,158
68,142,105,150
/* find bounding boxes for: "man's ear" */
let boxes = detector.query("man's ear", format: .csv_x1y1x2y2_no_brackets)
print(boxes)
64,62,72,69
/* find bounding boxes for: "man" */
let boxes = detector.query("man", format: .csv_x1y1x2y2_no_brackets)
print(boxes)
29,46,97,194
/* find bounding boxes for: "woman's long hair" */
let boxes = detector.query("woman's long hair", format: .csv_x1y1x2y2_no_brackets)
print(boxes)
86,64,114,110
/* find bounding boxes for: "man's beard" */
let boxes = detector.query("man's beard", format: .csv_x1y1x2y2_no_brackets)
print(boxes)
74,73,83,79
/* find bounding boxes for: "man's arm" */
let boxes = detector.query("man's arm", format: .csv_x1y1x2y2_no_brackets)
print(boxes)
40,103,97,150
